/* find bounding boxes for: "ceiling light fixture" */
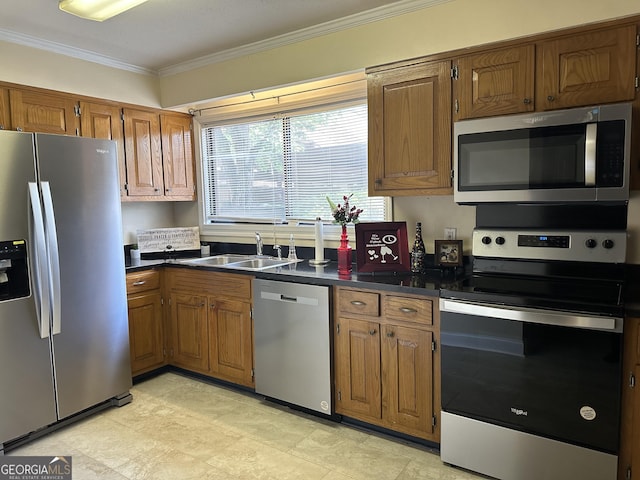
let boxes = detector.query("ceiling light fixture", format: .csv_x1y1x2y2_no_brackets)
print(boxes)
58,0,149,22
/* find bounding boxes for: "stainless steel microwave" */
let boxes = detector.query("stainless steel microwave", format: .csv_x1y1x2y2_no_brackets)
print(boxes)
453,103,632,204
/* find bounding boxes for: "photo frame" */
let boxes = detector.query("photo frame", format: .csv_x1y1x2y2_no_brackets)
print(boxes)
435,240,463,267
355,222,410,273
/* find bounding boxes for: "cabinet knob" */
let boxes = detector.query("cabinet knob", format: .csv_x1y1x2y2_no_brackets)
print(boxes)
210,303,216,309
154,188,160,192
547,95,555,102
369,329,377,336
523,98,531,104
166,188,171,192
0,125,4,130
350,300,366,306
16,127,23,132
375,179,382,185
386,331,395,338
132,281,146,286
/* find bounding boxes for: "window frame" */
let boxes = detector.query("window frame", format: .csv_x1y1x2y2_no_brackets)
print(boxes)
192,72,391,248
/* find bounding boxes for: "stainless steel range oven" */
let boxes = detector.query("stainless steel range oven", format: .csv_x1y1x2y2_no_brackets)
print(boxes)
439,204,627,480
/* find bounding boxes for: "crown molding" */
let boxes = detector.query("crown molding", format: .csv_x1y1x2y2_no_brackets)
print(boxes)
159,0,451,77
0,0,451,77
0,28,155,76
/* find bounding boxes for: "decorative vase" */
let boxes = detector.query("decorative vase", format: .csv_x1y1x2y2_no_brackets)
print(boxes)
337,225,352,275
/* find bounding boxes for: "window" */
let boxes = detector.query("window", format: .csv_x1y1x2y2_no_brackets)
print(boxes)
200,102,387,226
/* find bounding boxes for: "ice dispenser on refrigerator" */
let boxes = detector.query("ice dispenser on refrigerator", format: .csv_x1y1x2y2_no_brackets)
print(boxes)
0,240,30,302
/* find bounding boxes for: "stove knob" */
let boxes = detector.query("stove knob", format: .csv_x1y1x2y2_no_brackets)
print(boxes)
481,236,492,245
602,239,615,249
495,236,505,245
585,238,597,249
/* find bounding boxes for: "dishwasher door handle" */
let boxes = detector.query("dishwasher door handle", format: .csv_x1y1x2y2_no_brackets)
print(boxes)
260,290,319,306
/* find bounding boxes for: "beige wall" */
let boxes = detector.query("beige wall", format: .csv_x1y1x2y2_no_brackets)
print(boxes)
0,41,160,107
160,0,640,108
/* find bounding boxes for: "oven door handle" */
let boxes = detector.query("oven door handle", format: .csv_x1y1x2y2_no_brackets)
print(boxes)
439,298,622,332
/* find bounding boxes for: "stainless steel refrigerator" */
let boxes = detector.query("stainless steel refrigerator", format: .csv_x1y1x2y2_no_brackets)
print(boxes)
0,130,132,453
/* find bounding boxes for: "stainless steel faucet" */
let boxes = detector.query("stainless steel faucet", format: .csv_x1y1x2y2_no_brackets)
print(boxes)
255,232,263,256
274,244,282,259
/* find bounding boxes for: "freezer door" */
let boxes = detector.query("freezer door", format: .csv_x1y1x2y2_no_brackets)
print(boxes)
35,134,131,420
0,131,57,445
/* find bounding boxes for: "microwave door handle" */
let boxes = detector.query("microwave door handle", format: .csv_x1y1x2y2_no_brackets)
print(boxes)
585,123,597,186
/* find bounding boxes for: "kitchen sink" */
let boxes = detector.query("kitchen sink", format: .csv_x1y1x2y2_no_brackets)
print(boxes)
224,257,298,271
180,254,253,267
181,255,299,271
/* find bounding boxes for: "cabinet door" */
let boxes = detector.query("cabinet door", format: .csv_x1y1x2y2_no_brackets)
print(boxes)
335,317,382,420
127,291,164,375
628,363,640,480
454,45,535,120
160,113,196,199
169,292,209,372
208,297,254,387
537,24,637,110
0,87,10,130
368,60,452,196
80,102,126,197
123,108,163,197
9,89,78,135
382,324,434,438
619,317,640,480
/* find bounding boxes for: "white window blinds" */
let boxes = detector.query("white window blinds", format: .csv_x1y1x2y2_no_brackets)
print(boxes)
201,102,386,224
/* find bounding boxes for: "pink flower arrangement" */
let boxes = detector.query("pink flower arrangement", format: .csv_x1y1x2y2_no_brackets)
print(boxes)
327,194,363,226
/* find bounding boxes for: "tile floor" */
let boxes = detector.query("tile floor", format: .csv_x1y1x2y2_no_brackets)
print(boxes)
8,372,487,479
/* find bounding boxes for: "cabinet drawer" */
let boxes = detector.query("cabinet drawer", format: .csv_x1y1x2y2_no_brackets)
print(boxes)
338,289,380,317
126,270,160,295
383,295,433,326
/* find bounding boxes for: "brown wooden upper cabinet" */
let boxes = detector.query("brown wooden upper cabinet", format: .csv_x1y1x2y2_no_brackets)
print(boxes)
453,45,535,120
160,113,196,199
79,101,127,197
453,24,638,121
9,89,79,135
536,24,637,110
0,88,10,130
367,59,452,196
123,108,164,198
123,108,195,201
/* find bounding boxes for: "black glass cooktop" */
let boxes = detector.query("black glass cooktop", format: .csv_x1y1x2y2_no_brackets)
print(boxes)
441,261,625,318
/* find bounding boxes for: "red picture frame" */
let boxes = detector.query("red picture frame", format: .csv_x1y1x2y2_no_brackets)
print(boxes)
355,222,410,273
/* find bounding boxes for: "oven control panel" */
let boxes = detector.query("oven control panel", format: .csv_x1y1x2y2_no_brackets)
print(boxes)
473,229,627,263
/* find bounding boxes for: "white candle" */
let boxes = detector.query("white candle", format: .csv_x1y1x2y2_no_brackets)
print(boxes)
314,218,324,262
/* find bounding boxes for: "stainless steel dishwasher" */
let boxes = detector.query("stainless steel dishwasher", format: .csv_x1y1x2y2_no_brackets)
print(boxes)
253,279,331,415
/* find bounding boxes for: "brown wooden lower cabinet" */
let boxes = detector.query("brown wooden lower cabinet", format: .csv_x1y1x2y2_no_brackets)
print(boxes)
165,269,254,387
619,316,640,480
169,292,209,372
334,286,440,442
208,296,254,386
126,269,166,376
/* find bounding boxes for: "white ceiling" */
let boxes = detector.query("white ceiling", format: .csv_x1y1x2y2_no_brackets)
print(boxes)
0,0,443,76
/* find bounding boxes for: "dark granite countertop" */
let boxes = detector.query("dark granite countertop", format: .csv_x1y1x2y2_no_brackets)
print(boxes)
125,255,464,297
125,251,640,312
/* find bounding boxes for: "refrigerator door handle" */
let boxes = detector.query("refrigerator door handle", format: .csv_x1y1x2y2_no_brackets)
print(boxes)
41,181,62,336
28,182,51,339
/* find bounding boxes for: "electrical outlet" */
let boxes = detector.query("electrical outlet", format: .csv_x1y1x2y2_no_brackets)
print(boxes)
444,227,457,240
